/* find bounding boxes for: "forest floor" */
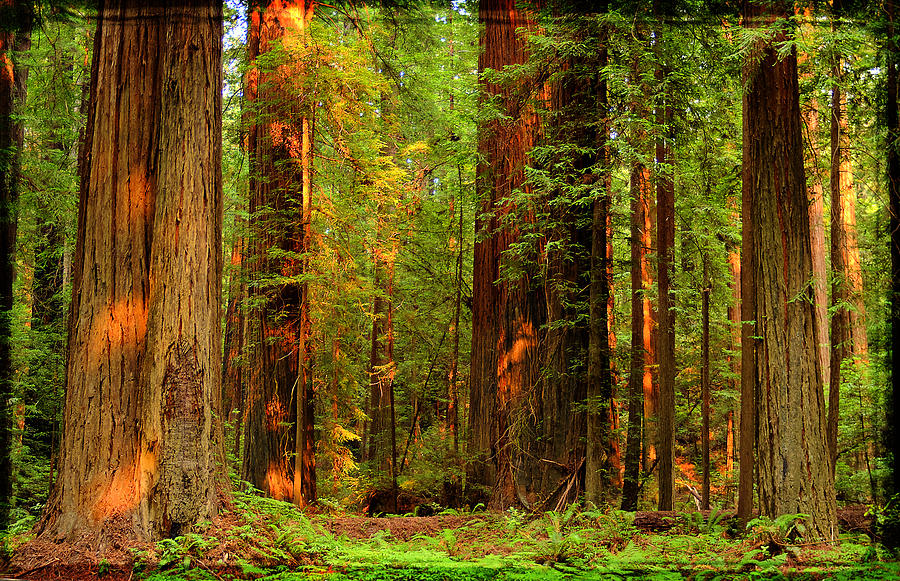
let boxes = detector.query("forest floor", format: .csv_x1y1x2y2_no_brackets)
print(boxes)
2,494,898,581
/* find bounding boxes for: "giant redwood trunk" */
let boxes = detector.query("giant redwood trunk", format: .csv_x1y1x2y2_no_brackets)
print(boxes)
242,0,316,503
469,0,544,509
742,1,837,540
0,1,29,530
38,0,223,540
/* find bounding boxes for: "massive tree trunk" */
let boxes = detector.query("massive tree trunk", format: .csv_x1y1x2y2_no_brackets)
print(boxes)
469,0,544,509
0,1,30,530
242,0,316,504
38,0,223,541
742,1,837,540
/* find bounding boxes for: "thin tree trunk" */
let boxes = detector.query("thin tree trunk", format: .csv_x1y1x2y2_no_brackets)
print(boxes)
737,44,757,525
294,103,316,507
726,217,740,486
447,189,463,456
828,0,868,470
886,0,900,503
221,219,246,462
622,163,649,512
701,276,711,511
655,26,676,511
586,9,613,503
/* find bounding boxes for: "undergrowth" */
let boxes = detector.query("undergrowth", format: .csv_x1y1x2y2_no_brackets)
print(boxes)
7,489,899,580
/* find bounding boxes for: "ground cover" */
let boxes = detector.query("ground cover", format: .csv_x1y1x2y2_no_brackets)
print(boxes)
2,491,897,581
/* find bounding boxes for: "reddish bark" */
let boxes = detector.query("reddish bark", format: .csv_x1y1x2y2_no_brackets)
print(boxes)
742,1,837,540
39,0,224,540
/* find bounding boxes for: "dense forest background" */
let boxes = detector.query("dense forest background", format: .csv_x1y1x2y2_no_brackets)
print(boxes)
0,0,899,562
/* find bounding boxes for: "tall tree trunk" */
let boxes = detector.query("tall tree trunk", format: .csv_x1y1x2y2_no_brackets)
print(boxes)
0,1,30,531
828,0,869,470
294,103,316,507
469,0,543,509
586,9,615,503
742,1,837,540
701,276,711,510
655,22,676,511
800,14,831,396
222,219,246,463
886,0,900,506
447,189,463,456
737,39,757,526
38,0,223,540
242,0,315,503
621,163,649,512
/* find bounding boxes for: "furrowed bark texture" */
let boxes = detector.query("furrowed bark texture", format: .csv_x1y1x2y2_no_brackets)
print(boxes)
39,0,224,541
742,2,837,540
242,0,316,503
469,0,544,509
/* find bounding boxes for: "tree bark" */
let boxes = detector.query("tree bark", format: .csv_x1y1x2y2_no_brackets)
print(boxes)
655,24,676,512
0,1,30,530
828,0,869,471
622,162,650,512
742,1,837,540
886,0,900,504
701,279,711,511
242,0,316,504
39,0,224,541
586,9,615,503
799,12,831,397
469,0,543,509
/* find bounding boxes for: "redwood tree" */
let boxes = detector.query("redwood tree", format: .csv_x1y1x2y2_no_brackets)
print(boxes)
0,0,30,531
242,0,317,505
742,1,837,539
38,0,224,540
828,0,869,469
468,0,544,508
